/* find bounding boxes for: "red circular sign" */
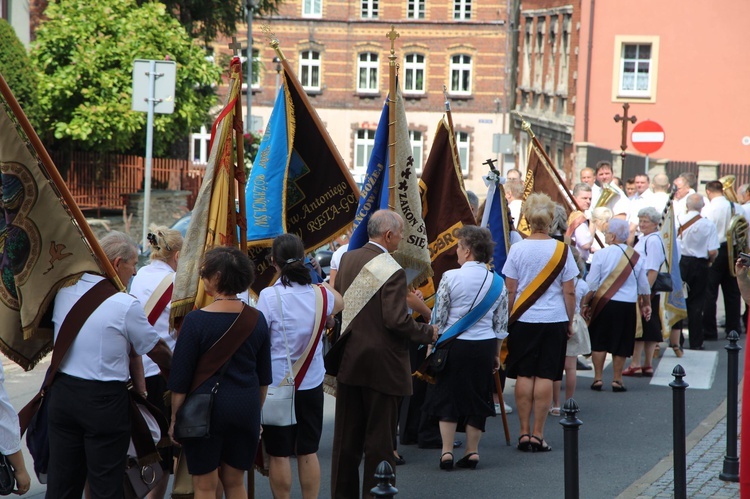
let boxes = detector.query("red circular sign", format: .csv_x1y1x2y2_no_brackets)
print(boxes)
631,120,665,155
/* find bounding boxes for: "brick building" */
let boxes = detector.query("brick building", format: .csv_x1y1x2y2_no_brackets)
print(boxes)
223,0,513,193
513,0,581,184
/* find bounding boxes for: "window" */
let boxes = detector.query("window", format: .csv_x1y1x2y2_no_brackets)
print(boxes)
299,51,321,91
303,0,322,17
191,125,211,164
456,131,470,176
240,48,261,91
521,17,532,88
407,0,425,19
357,53,379,93
450,54,472,95
453,0,471,20
409,130,424,174
612,36,659,102
361,0,378,18
619,44,651,97
354,129,376,171
403,53,425,93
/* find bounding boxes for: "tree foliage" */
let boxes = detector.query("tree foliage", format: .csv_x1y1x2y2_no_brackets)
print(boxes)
0,20,41,129
146,0,284,47
33,0,223,156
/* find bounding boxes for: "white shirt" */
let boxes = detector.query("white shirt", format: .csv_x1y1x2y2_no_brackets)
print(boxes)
742,202,750,221
634,233,666,272
673,189,696,218
256,281,335,390
587,229,608,264
0,364,21,455
574,278,590,313
53,274,160,381
433,261,508,341
502,239,579,323
330,244,349,272
586,243,650,302
678,211,720,259
130,260,177,377
702,196,742,244
509,199,522,228
573,222,593,261
649,192,670,214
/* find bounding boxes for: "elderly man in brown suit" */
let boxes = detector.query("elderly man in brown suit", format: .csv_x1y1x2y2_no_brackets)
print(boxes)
331,210,437,498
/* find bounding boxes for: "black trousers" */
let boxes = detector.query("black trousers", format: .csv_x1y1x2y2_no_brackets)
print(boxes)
47,373,130,499
681,256,710,348
702,243,742,338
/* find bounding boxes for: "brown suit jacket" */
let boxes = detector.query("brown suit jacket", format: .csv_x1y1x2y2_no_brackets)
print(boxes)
334,242,433,396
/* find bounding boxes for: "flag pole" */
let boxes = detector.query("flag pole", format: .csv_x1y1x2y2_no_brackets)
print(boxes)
386,26,400,210
232,57,248,251
0,74,124,290
442,86,467,191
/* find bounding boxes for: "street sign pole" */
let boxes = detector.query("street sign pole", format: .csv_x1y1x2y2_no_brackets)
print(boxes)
143,60,157,253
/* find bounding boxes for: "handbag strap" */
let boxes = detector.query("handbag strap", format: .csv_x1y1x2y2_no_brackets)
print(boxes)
188,305,259,393
643,233,670,272
273,287,295,387
19,278,119,434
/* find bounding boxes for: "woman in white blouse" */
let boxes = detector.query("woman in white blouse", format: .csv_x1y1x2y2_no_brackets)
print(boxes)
0,363,30,495
502,193,579,453
422,226,508,471
256,234,343,499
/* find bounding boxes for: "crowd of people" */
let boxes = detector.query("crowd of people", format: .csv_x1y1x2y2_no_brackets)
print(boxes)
1,159,748,498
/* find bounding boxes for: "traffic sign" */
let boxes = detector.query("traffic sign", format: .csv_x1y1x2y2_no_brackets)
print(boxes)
631,120,665,155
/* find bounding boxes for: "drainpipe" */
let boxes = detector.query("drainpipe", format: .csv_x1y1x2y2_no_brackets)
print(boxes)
583,0,595,141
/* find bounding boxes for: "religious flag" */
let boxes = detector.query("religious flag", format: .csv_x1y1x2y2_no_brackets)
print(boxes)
480,170,511,275
417,117,475,306
516,136,574,235
348,103,389,251
245,53,359,294
171,58,243,322
658,201,687,338
0,74,111,370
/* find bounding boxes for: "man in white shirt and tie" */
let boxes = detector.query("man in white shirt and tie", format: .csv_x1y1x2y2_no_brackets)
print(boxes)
678,194,719,350
701,181,743,340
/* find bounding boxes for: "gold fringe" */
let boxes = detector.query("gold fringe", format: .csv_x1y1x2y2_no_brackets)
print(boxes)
412,370,437,385
169,298,196,330
392,252,433,288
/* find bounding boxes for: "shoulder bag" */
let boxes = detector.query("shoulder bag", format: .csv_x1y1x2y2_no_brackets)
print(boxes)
261,287,298,427
644,235,673,293
172,361,231,441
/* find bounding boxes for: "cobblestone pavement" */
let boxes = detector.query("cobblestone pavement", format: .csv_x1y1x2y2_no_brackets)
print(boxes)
619,398,741,498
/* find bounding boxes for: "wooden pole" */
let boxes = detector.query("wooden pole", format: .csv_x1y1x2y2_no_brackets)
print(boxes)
386,26,400,210
233,60,248,251
0,73,124,290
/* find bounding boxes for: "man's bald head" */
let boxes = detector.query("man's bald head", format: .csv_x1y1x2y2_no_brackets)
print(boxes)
686,193,705,212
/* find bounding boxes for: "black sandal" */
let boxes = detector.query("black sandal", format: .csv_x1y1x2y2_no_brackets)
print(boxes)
517,434,532,452
439,452,454,471
612,380,627,392
590,379,603,391
456,452,479,469
530,435,552,452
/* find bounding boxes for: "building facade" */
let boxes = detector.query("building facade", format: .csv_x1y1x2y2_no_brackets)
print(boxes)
225,0,512,194
2,0,31,45
513,0,581,184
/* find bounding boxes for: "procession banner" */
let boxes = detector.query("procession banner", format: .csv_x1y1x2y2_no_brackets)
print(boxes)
417,117,475,305
171,58,242,323
0,75,109,370
659,202,687,337
480,171,511,275
246,57,359,295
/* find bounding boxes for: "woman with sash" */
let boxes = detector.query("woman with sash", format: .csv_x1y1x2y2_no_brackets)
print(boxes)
256,234,343,498
422,226,507,471
129,225,182,498
502,193,579,453
583,219,651,392
168,247,272,498
622,207,667,377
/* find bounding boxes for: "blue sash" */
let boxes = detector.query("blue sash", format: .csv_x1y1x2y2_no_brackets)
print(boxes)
434,272,504,347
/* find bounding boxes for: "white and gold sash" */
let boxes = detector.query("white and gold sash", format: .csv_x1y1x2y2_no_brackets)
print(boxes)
341,252,401,334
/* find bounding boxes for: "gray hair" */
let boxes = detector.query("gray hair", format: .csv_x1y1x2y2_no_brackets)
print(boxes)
572,182,592,196
466,190,479,212
549,203,568,236
99,231,138,263
367,210,404,239
591,206,613,224
607,218,630,242
686,193,705,212
505,179,524,199
638,206,662,224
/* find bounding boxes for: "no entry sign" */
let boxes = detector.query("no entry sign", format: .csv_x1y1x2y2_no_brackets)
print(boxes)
631,120,665,155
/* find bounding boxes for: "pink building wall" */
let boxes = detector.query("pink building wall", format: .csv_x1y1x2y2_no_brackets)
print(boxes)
575,0,750,163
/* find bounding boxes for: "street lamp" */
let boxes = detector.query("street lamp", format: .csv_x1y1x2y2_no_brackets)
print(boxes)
245,0,257,133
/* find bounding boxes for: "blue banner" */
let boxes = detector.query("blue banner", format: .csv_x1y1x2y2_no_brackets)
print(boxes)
485,182,509,275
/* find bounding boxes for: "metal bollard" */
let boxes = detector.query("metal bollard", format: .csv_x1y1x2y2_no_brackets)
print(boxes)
370,460,398,498
559,398,582,499
720,330,741,482
670,365,689,499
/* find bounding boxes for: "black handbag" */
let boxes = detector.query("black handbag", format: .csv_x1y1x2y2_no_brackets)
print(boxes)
644,234,674,293
0,454,15,496
123,458,164,499
173,361,230,441
427,348,449,373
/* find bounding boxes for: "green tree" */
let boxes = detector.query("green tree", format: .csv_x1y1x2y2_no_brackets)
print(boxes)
33,0,222,156
147,0,284,47
0,20,41,129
